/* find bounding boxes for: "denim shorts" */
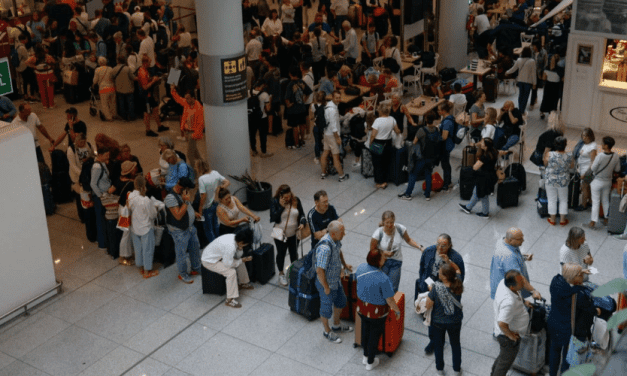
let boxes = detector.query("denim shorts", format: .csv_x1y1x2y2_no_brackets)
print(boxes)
315,279,347,319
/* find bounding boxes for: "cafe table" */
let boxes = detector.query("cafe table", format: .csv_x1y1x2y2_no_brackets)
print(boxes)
406,95,445,118
458,60,492,88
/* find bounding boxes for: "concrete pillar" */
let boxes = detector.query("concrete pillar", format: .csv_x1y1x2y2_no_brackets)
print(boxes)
196,0,250,195
438,0,469,70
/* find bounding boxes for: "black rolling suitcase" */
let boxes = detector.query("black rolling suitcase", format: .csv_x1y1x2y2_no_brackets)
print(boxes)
483,74,498,102
64,84,79,104
51,150,73,203
460,166,475,200
568,173,581,209
83,206,97,242
252,243,275,285
288,255,320,321
39,162,56,215
607,182,627,234
201,264,227,295
387,146,408,186
497,176,520,208
462,145,476,167
536,187,549,218
507,163,526,192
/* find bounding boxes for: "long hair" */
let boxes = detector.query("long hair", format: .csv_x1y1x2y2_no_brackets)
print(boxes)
441,263,463,295
482,138,498,162
273,184,298,206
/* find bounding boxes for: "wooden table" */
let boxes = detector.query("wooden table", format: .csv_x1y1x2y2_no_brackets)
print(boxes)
401,55,420,72
459,60,492,88
407,95,445,117
326,84,371,103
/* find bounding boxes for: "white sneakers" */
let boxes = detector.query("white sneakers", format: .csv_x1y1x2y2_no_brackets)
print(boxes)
365,357,380,371
278,274,288,286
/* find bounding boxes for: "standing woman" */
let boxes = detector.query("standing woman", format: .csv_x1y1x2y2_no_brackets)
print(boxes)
505,46,536,113
310,26,327,84
585,136,621,230
382,36,402,82
574,128,597,211
270,184,306,286
93,56,116,121
216,187,260,235
539,54,562,119
560,227,594,282
369,211,423,292
543,136,574,226
459,138,498,218
370,102,401,189
426,262,464,375
355,250,402,371
390,93,417,138
468,90,486,142
127,175,159,278
27,44,57,109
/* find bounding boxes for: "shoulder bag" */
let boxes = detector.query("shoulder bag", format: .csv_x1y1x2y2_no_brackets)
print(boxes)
271,202,291,242
583,154,613,184
566,294,593,366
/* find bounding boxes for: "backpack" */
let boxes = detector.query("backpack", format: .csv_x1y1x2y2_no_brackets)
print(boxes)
383,48,400,73
247,90,263,120
444,115,464,145
313,104,327,130
79,158,103,192
10,48,20,69
422,128,441,160
176,161,195,181
349,114,366,139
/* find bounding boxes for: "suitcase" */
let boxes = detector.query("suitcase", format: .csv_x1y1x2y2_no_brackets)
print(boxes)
83,206,97,242
361,148,374,178
568,173,581,209
423,172,444,192
497,177,520,208
462,145,477,167
459,166,475,200
340,273,358,321
483,74,499,102
288,256,320,321
536,187,549,218
195,221,210,249
513,329,546,374
63,84,79,104
201,264,227,295
506,163,526,192
51,150,73,203
39,162,56,216
387,146,408,186
354,292,405,356
607,183,627,234
153,227,176,267
252,243,276,285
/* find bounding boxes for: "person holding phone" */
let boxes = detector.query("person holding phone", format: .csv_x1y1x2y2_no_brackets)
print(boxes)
50,107,87,152
201,229,255,308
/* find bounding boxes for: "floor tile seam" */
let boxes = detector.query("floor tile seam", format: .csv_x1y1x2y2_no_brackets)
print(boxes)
0,312,75,357
60,258,126,290
119,294,225,375
6,358,53,376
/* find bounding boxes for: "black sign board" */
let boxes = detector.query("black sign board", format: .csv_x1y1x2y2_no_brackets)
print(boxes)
221,55,248,103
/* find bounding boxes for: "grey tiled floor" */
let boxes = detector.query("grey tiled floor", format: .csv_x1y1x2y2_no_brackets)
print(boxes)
2,76,627,375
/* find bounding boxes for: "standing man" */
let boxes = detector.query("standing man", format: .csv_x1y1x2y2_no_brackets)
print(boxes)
165,177,202,284
138,55,168,137
307,190,340,250
11,103,54,164
490,227,542,300
170,85,205,169
113,55,136,121
361,23,379,67
315,220,354,343
338,20,358,66
247,80,273,158
320,90,349,182
284,66,312,149
245,28,263,79
491,269,534,376
136,29,156,73
437,101,457,192
330,0,349,38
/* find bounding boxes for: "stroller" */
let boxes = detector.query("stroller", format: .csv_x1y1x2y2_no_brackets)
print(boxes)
89,87,106,121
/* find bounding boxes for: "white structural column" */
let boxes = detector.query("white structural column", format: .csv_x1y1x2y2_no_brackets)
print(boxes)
438,0,469,70
195,0,250,190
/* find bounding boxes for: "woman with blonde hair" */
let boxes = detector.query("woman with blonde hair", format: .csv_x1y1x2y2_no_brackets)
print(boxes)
128,175,159,278
481,107,497,141
93,56,116,121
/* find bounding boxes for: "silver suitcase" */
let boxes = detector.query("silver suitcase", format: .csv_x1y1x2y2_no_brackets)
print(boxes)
607,183,627,234
513,329,546,375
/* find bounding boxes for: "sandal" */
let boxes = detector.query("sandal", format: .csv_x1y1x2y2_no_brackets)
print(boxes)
143,270,159,279
560,219,569,226
139,267,145,275
238,283,254,290
547,218,556,226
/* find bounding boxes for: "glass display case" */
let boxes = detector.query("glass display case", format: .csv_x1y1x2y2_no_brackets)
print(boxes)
601,39,627,90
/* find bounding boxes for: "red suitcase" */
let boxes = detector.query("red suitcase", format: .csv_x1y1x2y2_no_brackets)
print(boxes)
341,273,358,321
354,292,405,356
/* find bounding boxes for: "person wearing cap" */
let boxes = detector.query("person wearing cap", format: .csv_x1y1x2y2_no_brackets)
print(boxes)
113,160,139,266
248,80,273,158
50,107,87,152
110,144,143,185
165,177,202,284
170,85,205,169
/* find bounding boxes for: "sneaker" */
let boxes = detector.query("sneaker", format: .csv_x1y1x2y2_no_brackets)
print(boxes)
225,298,242,308
238,283,254,290
614,234,627,240
157,125,170,132
424,343,434,355
190,270,200,276
362,356,368,365
314,157,320,164
540,113,546,119
146,130,158,137
454,369,463,376
442,185,450,192
251,150,259,157
320,173,327,179
278,274,288,286
399,194,412,201
323,331,342,343
459,204,471,214
178,274,194,284
436,370,445,375
338,174,350,182
352,162,361,168
365,357,380,371
331,324,354,333
476,212,489,219
425,196,431,201
260,152,274,158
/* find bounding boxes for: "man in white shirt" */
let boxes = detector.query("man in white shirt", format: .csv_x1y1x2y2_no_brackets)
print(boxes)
320,91,349,182
339,20,358,65
137,29,156,69
246,29,263,78
131,6,145,28
491,270,533,376
474,8,492,58
249,80,273,158
201,230,255,308
330,0,350,38
11,103,54,164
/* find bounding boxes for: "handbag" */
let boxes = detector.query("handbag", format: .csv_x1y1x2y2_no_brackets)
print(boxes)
116,206,131,231
584,154,614,184
369,141,385,155
297,223,311,240
591,316,610,350
530,150,543,167
101,193,121,220
566,294,593,366
271,202,291,242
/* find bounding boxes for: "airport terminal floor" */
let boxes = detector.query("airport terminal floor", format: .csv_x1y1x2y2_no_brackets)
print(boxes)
0,82,626,376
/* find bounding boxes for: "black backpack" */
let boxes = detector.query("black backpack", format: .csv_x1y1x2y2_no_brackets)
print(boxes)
422,128,441,160
313,104,327,130
383,48,400,73
247,90,263,120
79,158,103,192
349,114,366,139
445,116,464,145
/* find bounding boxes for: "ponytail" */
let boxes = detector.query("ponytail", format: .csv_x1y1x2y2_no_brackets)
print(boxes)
441,263,463,295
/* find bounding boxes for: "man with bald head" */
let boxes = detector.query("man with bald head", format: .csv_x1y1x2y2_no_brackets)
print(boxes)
315,220,354,343
490,228,542,300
